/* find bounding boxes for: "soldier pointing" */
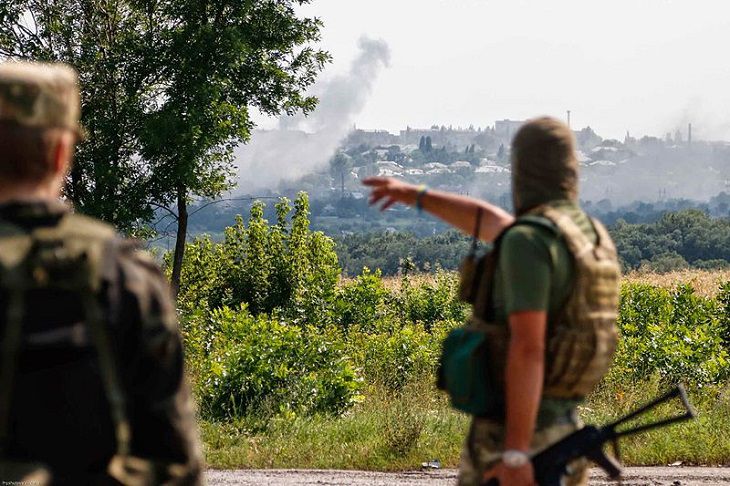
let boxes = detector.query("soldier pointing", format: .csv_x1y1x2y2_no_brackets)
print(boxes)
364,117,620,486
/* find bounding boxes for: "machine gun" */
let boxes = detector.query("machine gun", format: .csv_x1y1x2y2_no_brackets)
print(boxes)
484,385,696,486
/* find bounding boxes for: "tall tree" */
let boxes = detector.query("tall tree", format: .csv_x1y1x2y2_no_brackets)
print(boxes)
0,1,330,293
329,152,352,198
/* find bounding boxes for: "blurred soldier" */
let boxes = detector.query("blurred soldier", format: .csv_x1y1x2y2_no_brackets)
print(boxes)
364,117,619,486
0,62,204,484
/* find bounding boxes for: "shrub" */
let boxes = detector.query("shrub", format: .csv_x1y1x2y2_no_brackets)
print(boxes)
198,306,360,421
347,321,450,391
714,281,730,349
399,271,468,331
174,193,341,325
381,396,424,457
334,268,390,333
614,283,729,386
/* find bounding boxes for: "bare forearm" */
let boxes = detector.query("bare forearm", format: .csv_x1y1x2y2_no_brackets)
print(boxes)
504,332,545,451
419,189,514,242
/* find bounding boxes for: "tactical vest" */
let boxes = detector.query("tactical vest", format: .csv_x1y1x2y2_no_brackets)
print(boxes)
0,212,177,485
464,205,620,400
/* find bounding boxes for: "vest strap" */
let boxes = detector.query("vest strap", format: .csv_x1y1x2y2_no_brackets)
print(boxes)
0,222,132,459
0,290,25,454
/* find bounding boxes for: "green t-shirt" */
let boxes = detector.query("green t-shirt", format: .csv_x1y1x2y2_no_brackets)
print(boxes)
491,199,597,427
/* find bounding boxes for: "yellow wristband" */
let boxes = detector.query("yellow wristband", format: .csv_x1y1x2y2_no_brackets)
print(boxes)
416,185,428,212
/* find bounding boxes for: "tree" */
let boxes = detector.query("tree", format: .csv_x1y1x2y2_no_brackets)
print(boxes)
0,1,330,294
497,143,506,162
329,152,352,198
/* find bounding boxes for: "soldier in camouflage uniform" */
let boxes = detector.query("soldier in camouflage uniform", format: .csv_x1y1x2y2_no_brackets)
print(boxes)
0,62,204,484
364,117,620,486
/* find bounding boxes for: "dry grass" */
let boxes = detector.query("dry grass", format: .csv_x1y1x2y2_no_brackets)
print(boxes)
365,269,730,298
623,269,730,298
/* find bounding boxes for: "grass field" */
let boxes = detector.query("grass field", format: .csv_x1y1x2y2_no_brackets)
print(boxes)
202,379,730,470
200,270,730,470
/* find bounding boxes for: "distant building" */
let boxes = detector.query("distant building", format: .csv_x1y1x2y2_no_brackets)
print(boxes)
475,164,509,174
399,127,479,148
494,119,524,141
346,129,399,147
423,162,448,170
376,160,404,177
450,161,473,170
405,168,424,175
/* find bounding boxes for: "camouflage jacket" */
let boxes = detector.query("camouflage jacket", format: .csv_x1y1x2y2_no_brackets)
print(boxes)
0,200,204,485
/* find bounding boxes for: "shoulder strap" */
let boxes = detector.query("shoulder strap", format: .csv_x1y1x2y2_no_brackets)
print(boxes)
0,289,26,454
539,206,594,257
590,217,617,260
0,222,33,453
0,225,132,458
80,255,131,457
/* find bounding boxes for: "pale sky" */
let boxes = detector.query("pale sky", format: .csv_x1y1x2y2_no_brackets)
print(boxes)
268,0,730,141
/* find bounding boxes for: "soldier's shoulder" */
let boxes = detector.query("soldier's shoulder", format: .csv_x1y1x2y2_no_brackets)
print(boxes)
113,241,176,329
503,215,559,245
514,214,559,233
60,213,118,241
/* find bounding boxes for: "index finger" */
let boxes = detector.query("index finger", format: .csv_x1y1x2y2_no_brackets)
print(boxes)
362,176,390,187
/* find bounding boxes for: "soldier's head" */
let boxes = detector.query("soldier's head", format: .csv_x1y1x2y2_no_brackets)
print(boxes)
510,116,579,215
0,62,82,199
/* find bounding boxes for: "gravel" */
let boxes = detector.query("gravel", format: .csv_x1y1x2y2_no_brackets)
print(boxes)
206,467,730,485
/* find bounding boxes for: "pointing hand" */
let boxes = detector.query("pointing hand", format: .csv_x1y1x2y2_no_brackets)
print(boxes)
362,177,419,211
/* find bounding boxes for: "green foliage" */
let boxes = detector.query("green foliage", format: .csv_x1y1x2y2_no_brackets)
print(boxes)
198,305,360,421
332,209,730,276
348,323,441,391
380,394,425,457
715,282,730,348
178,202,730,429
334,268,389,333
0,1,329,233
398,271,467,330
336,230,473,276
176,193,340,324
614,209,730,272
613,283,729,386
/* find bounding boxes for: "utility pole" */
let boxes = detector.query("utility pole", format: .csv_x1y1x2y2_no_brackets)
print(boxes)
567,110,571,128
688,123,692,148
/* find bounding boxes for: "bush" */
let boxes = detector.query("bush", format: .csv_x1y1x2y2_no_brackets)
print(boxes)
399,271,467,329
198,306,360,421
614,283,729,386
334,268,390,333
715,282,730,349
173,195,730,424
175,193,341,326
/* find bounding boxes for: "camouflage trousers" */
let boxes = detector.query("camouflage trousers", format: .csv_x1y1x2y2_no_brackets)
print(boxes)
457,416,588,486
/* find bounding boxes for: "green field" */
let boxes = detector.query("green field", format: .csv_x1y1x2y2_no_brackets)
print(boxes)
177,196,730,470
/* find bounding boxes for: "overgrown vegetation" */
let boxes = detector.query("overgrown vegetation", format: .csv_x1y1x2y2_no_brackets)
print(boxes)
175,195,730,469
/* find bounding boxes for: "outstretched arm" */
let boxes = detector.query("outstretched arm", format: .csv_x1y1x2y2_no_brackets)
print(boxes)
363,176,514,243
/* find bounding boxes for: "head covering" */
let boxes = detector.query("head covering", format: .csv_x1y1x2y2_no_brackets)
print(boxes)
0,61,83,136
511,116,579,215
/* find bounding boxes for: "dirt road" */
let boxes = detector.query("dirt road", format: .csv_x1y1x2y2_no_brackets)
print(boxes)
206,467,730,485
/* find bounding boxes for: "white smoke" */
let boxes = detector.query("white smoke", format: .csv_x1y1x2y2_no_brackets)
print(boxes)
234,36,391,192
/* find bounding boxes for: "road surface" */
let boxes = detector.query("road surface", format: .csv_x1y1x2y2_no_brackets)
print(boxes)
206,467,730,485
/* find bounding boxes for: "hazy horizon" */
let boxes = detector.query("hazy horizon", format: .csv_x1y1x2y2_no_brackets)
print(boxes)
253,0,730,142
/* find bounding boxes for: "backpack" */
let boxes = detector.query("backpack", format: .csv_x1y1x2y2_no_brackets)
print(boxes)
0,215,181,485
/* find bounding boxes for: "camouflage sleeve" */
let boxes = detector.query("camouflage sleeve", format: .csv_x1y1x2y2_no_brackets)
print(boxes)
115,246,205,485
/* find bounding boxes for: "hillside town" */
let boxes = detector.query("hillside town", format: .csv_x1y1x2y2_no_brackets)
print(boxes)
277,119,730,209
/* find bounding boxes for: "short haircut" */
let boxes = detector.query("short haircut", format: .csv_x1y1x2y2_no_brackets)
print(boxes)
0,122,67,184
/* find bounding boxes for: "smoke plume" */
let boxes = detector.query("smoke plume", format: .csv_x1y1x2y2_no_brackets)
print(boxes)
234,36,391,192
